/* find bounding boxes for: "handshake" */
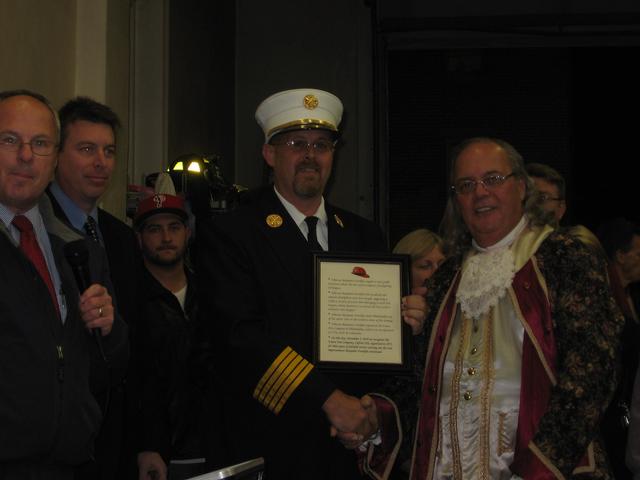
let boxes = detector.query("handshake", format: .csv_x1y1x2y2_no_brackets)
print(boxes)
322,389,379,450
318,289,428,450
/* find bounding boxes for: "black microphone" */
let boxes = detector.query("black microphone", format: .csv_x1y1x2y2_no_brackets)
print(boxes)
64,240,104,355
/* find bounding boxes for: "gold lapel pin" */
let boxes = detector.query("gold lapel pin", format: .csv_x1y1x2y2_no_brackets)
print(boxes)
266,214,283,228
334,214,344,228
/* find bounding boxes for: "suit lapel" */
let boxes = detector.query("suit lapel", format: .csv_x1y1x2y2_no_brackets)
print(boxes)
45,187,88,242
257,188,311,295
97,209,119,260
49,234,78,302
326,204,355,252
97,209,110,243
46,187,73,227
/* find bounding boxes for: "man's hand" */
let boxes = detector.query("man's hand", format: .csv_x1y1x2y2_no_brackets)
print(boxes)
138,451,167,480
335,395,379,449
402,286,428,335
323,389,376,442
78,284,114,336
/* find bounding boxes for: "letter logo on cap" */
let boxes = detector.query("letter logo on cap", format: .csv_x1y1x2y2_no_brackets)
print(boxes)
303,94,319,110
153,194,166,208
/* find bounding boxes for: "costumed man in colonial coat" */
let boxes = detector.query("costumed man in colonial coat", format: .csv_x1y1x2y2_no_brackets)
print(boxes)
355,137,623,480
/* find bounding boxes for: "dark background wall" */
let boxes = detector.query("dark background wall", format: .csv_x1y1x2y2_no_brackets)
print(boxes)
373,1,640,246
167,0,376,219
234,0,376,219
164,0,640,246
168,0,236,183
384,46,640,246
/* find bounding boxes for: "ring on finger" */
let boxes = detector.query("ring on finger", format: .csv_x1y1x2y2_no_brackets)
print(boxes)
98,306,103,317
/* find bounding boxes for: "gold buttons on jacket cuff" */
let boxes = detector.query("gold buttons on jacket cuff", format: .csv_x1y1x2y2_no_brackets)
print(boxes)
463,391,472,401
467,367,476,376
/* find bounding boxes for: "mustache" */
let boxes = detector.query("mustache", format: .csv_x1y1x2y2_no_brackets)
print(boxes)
296,160,320,173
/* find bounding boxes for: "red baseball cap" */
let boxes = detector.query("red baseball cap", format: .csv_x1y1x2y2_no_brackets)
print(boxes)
134,193,188,228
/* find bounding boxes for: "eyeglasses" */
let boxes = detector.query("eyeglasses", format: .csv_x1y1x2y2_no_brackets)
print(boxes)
0,133,58,156
539,193,563,203
272,138,336,154
451,172,515,195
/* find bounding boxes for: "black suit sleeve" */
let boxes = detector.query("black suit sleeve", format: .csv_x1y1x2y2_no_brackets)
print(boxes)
87,240,129,394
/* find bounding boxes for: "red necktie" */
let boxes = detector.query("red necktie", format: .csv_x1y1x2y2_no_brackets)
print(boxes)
12,215,60,318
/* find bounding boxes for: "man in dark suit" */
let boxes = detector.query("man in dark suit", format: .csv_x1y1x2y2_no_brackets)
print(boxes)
197,88,425,479
0,90,126,479
45,97,141,479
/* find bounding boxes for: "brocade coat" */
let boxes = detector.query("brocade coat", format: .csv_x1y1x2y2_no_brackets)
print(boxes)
368,226,623,480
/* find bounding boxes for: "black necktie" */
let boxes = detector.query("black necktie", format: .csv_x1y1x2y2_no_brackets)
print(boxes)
304,216,323,251
84,215,100,243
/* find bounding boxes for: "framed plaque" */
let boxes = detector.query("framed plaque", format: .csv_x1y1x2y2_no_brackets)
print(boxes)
312,252,412,373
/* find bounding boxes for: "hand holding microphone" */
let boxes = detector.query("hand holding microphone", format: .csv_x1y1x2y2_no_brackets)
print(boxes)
78,284,114,336
64,240,114,337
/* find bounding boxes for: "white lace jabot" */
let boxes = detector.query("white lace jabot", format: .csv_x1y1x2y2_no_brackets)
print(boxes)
457,216,527,320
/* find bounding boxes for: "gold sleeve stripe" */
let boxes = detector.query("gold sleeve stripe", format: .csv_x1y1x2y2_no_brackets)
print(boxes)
253,346,295,401
266,356,309,411
273,361,314,415
262,355,305,407
253,347,315,414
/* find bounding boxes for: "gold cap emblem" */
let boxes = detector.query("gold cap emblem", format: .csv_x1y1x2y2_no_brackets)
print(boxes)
266,214,283,228
303,94,319,110
334,214,344,228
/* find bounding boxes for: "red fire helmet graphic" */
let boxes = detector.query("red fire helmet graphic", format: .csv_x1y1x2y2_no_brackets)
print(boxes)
351,266,370,278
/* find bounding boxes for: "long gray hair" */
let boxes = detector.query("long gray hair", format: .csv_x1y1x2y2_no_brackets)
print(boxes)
439,137,552,257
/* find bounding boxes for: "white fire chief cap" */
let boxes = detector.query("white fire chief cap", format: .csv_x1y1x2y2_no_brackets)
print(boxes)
255,88,343,142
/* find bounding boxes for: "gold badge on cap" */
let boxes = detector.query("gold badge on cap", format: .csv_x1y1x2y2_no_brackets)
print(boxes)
266,214,283,228
303,94,319,110
334,214,344,228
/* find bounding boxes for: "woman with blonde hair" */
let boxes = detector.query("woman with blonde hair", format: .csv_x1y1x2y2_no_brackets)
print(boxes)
393,228,445,289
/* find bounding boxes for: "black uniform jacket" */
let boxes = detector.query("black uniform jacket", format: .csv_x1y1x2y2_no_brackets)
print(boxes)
197,186,387,479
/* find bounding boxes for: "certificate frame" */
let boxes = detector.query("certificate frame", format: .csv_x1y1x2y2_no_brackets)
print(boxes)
312,252,412,374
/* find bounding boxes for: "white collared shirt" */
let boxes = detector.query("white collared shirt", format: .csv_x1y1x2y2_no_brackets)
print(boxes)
273,186,329,251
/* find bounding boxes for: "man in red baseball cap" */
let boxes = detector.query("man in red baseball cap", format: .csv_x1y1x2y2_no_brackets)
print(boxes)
132,193,215,480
